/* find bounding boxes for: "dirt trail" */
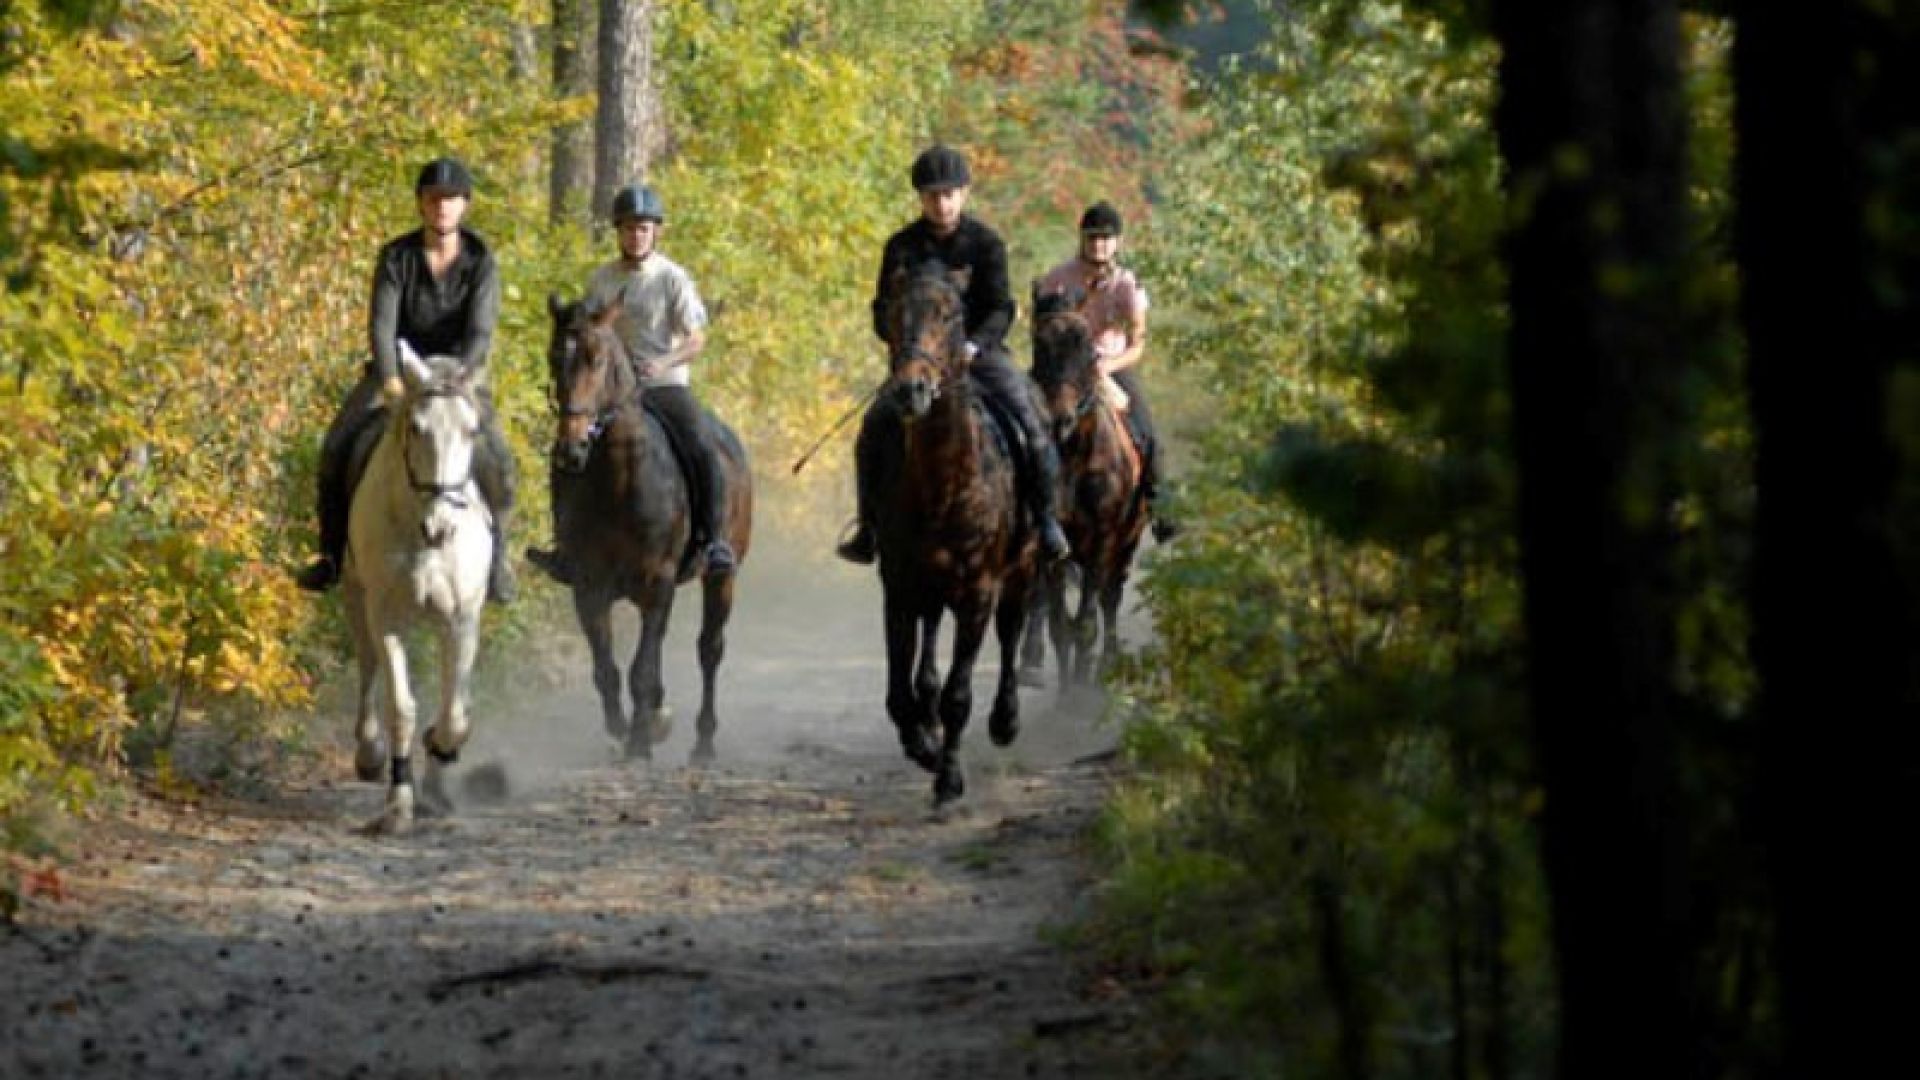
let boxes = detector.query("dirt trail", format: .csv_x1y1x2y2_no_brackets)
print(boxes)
1,549,1162,1079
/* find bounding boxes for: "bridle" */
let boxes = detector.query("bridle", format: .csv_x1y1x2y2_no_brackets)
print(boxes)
551,319,638,452
400,384,475,509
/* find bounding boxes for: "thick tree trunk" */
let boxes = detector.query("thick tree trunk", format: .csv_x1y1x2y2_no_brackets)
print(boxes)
1736,4,1920,1072
1491,2,1705,1074
593,0,664,220
550,0,596,227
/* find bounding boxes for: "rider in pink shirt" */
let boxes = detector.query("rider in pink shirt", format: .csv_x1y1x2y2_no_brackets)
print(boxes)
1035,202,1177,542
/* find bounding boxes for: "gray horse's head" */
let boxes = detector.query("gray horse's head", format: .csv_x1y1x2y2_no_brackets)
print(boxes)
397,347,482,548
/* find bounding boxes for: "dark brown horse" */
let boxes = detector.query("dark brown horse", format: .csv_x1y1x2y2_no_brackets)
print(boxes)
1024,289,1148,688
865,262,1038,805
545,295,753,763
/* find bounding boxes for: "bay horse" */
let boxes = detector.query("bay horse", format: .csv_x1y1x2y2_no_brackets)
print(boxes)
865,262,1038,805
545,294,752,763
342,347,492,835
1024,288,1148,688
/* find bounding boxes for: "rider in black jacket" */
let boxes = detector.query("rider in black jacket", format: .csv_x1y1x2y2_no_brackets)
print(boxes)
837,145,1071,566
294,157,518,603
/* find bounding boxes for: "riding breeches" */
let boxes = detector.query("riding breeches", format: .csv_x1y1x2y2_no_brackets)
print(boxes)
968,349,1063,510
315,373,516,565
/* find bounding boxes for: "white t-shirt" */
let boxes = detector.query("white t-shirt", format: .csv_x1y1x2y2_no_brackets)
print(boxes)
585,253,709,388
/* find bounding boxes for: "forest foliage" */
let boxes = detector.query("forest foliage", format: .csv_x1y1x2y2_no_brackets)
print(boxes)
0,0,1177,830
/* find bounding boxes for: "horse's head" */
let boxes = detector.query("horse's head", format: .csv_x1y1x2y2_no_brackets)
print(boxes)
884,261,971,419
1029,285,1096,442
396,347,482,548
547,291,636,473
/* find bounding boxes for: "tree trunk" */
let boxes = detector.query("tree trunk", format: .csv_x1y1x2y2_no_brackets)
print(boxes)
1736,4,1920,1072
593,0,664,220
1491,1,1705,1074
550,0,596,228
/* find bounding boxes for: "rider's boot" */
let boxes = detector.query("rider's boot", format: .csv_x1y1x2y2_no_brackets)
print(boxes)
1030,440,1071,563
836,416,880,565
487,508,518,605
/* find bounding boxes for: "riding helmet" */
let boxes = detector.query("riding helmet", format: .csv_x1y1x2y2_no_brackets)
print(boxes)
415,157,473,197
910,145,971,191
1079,201,1123,237
611,183,666,224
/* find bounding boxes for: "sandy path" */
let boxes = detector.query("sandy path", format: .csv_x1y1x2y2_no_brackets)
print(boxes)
1,550,1159,1079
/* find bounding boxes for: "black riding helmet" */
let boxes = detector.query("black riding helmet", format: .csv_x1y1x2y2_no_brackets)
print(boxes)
415,157,473,197
1079,201,1123,237
611,183,666,223
910,145,971,191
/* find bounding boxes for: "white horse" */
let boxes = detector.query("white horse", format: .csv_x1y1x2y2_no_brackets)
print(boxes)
341,348,493,835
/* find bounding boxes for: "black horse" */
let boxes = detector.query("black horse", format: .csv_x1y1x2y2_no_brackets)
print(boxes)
544,295,753,762
862,263,1039,805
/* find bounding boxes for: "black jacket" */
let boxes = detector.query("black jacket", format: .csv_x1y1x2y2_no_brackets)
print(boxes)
870,215,1014,354
368,227,500,381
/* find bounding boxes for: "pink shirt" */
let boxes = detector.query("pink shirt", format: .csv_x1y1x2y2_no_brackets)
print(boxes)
1036,258,1149,362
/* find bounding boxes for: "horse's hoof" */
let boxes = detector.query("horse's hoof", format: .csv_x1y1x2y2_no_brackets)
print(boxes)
354,743,386,783
359,811,412,837
603,714,629,741
989,709,1020,747
648,707,673,746
425,740,461,766
933,765,966,806
622,740,655,764
1016,666,1047,690
898,728,940,773
689,740,717,768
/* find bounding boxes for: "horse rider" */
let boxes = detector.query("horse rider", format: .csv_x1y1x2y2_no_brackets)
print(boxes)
836,144,1072,566
1035,200,1178,543
526,182,736,583
295,156,519,603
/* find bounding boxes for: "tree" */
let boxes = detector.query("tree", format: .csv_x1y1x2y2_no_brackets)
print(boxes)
593,0,664,217
1736,3,1920,1072
1491,0,1708,1073
551,0,596,226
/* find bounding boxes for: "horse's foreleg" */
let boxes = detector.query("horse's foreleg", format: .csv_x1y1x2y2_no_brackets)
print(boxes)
933,599,993,806
346,587,384,783
625,580,675,762
990,578,1029,748
425,614,478,764
574,587,626,744
1071,566,1101,686
366,627,418,835
692,572,734,766
914,611,943,726
884,595,937,772
1019,578,1048,687
1047,563,1073,696
1099,570,1129,677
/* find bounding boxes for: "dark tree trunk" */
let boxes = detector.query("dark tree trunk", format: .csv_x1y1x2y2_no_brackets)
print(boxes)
1491,2,1706,1074
1735,4,1920,1073
550,0,596,228
593,0,664,220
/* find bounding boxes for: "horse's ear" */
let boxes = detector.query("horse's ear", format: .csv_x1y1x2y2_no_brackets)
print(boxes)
592,289,626,328
399,347,432,394
548,292,566,322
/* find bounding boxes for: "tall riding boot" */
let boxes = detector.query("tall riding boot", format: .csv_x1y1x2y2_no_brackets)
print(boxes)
836,410,883,565
1137,425,1180,543
526,465,580,586
1029,440,1071,563
488,506,518,605
702,453,736,575
296,378,380,592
